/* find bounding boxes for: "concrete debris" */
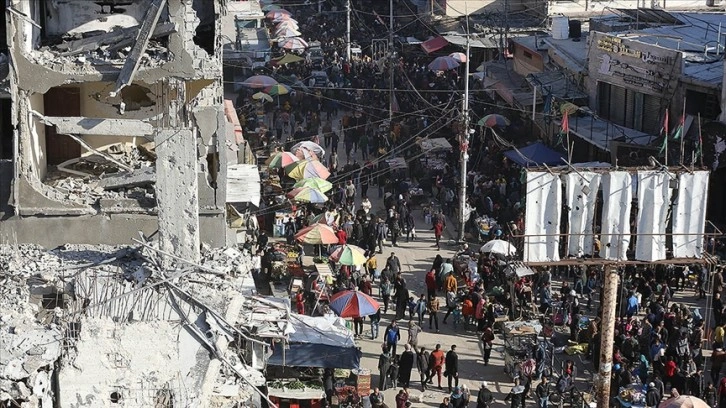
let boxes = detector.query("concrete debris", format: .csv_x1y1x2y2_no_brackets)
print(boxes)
97,167,156,190
46,143,157,206
0,242,259,407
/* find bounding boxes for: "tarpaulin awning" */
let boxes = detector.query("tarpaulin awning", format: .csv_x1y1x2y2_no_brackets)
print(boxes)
504,142,565,167
268,343,361,368
421,36,449,54
267,314,361,368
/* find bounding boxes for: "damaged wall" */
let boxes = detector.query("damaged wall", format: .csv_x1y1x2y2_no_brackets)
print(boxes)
77,81,158,149
58,318,210,408
43,0,155,38
3,0,230,249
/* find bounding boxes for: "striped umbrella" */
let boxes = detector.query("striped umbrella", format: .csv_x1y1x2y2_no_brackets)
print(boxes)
264,83,291,96
275,20,300,30
295,224,338,244
329,244,367,265
477,114,511,128
293,177,333,193
286,186,328,204
279,37,308,50
266,9,291,19
285,160,330,181
266,151,299,169
329,290,380,318
241,75,278,88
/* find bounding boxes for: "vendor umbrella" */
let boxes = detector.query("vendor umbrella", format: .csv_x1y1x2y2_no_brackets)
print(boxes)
480,239,517,255
275,20,300,30
252,92,273,102
295,224,338,245
264,83,291,96
329,289,380,318
294,177,333,193
449,52,468,63
272,53,304,66
275,27,302,38
291,140,325,158
266,9,291,19
287,186,328,204
658,396,710,408
428,56,460,71
241,75,278,88
266,151,299,168
273,15,296,23
329,244,367,266
279,37,309,51
477,114,511,128
285,159,330,180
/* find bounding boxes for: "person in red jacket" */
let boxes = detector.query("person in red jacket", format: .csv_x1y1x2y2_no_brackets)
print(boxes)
426,269,437,300
336,228,347,245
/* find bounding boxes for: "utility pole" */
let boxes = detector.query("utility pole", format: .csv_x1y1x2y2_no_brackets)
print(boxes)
596,267,619,407
389,0,394,123
457,17,471,243
346,0,351,61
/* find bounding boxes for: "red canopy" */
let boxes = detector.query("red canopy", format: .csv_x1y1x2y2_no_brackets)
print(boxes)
421,36,449,54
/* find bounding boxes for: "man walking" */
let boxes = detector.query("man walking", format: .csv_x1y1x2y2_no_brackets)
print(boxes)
384,320,401,356
417,347,430,391
429,344,446,389
445,345,459,392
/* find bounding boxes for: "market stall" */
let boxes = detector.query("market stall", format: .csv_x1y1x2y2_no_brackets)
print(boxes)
270,242,303,281
268,381,326,408
502,320,542,381
267,314,361,369
614,383,646,408
332,368,371,407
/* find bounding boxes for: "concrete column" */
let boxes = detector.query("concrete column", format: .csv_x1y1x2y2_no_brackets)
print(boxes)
156,128,200,263
596,267,619,407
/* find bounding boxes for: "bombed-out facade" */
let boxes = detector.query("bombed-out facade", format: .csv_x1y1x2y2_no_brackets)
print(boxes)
0,0,236,259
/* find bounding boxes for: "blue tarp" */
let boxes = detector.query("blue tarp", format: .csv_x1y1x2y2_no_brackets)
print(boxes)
504,142,565,167
268,343,362,369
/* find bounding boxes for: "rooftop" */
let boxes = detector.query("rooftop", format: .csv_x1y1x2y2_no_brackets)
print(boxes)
543,35,589,73
595,12,726,86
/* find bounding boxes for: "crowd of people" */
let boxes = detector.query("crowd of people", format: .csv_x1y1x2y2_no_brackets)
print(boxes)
235,1,726,408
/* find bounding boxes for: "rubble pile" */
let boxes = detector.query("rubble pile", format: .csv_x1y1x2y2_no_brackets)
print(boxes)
45,144,158,206
0,243,256,408
45,175,156,206
34,22,175,70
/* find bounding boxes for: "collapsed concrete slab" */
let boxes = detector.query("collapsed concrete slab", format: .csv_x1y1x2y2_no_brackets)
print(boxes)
0,243,265,408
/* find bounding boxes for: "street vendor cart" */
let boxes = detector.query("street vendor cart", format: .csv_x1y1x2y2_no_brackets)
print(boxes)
502,320,542,381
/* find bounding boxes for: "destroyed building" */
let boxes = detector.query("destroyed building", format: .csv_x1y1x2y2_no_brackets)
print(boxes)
0,0,243,259
0,243,274,408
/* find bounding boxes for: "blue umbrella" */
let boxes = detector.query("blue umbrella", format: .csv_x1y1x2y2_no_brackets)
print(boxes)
329,290,380,318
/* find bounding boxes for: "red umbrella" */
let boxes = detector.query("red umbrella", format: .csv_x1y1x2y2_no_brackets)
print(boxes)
329,289,380,318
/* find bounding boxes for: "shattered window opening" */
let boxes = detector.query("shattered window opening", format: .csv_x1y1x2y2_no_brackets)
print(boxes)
191,0,215,56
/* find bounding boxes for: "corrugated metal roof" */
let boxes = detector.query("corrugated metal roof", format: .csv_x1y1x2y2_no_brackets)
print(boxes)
443,34,500,49
612,12,726,85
